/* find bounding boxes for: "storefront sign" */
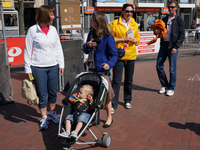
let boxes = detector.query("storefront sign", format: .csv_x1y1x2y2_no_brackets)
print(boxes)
84,7,95,14
95,6,158,13
0,37,25,66
136,8,160,12
161,7,169,14
95,7,121,12
180,0,188,3
95,5,136,12
137,32,160,54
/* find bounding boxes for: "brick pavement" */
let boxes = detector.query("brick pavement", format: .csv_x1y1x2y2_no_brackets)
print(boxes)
1,55,200,150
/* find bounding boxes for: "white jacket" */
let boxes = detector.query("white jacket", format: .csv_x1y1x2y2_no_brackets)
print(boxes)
24,23,64,73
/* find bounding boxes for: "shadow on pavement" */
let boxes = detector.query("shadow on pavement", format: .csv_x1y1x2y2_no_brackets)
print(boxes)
120,82,158,92
168,122,200,135
0,101,40,123
132,84,158,92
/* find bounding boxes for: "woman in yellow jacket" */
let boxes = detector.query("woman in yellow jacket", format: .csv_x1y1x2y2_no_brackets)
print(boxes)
110,3,140,113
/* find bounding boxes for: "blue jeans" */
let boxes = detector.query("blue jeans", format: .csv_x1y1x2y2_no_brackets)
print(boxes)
31,64,59,109
66,112,91,124
112,60,135,109
156,42,178,90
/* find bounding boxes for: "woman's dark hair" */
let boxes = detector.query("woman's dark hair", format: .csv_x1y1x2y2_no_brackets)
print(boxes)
122,3,133,11
92,12,112,37
35,5,55,24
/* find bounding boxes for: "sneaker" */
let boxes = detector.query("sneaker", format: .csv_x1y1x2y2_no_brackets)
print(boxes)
47,111,60,123
58,131,71,138
111,108,115,114
159,87,166,94
125,103,131,109
166,90,174,96
40,116,49,129
71,131,78,139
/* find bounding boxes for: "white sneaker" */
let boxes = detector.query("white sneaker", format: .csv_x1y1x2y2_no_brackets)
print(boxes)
159,87,166,94
166,90,174,96
58,131,71,138
71,131,78,139
47,111,60,123
111,108,115,114
125,103,131,109
40,116,49,129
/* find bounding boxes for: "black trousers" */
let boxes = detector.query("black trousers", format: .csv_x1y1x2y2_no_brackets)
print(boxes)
112,60,135,109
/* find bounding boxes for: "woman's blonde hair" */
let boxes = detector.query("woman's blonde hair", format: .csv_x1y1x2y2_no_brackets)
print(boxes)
92,12,112,37
35,5,55,24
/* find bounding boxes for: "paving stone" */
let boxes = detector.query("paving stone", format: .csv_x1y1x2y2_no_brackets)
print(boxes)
1,52,200,149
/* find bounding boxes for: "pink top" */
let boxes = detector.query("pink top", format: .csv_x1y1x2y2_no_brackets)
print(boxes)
40,27,49,35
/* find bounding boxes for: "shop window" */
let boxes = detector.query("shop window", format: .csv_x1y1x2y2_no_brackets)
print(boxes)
136,13,144,31
4,14,18,26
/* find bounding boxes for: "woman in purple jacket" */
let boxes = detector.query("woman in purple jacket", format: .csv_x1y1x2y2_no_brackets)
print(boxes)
83,12,118,128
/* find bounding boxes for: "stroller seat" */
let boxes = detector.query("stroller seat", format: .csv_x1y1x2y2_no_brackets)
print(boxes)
58,72,111,149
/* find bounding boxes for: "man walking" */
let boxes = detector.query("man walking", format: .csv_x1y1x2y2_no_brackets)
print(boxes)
155,0,185,96
147,14,155,31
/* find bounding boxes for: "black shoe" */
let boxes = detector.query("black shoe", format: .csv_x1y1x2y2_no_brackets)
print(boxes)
103,120,113,128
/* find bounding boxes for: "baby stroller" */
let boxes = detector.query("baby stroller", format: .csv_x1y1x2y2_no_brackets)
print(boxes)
58,72,111,149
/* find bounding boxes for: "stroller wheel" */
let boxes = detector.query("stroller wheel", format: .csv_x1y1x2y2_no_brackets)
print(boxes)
102,134,111,148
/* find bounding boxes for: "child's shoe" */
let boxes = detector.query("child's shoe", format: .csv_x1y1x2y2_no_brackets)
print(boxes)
71,131,78,139
58,131,71,138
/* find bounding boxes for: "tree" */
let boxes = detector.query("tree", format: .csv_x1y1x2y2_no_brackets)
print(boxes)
18,0,25,35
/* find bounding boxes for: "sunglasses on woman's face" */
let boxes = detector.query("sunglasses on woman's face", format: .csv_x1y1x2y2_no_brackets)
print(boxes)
124,10,134,13
168,6,176,9
90,18,96,22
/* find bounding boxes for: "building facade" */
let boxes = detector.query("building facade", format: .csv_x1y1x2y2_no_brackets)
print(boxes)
1,0,199,36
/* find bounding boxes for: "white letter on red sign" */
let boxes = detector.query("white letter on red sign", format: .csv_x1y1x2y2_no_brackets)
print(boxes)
8,47,22,62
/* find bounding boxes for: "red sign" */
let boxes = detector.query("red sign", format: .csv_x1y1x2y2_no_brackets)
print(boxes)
140,33,154,36
95,7,122,12
140,37,154,41
0,37,25,66
138,49,155,53
138,45,155,49
137,31,160,54
94,4,136,13
136,7,161,12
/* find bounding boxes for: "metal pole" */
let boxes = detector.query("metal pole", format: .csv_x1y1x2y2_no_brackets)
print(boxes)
0,0,8,65
87,0,89,32
81,0,85,41
56,0,59,34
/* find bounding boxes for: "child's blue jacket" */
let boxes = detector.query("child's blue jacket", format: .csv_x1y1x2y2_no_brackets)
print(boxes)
83,30,118,72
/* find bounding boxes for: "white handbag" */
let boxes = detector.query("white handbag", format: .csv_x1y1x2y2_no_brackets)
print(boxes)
21,79,39,105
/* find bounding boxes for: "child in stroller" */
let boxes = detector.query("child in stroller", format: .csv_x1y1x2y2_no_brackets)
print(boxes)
58,84,94,139
58,72,111,149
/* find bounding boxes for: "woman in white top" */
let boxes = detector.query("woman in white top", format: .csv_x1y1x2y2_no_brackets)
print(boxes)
24,5,64,130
